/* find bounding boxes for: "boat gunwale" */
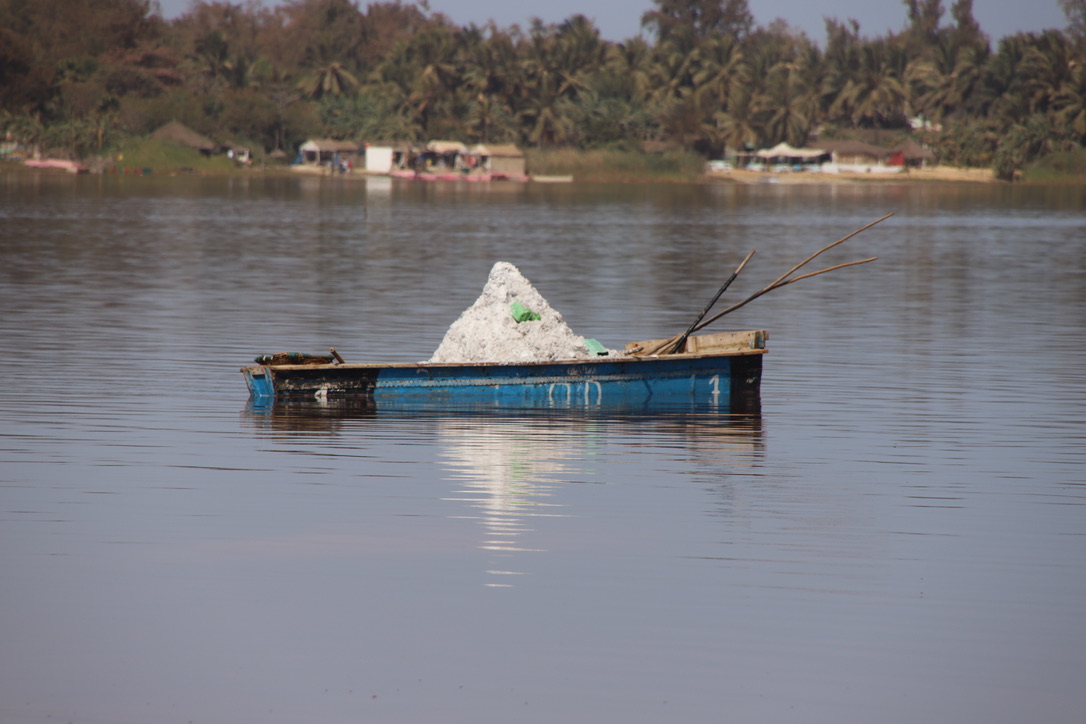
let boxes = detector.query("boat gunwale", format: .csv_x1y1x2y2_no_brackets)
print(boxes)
240,346,767,375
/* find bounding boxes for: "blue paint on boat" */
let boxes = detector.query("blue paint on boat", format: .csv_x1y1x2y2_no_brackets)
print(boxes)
242,337,764,413
245,368,276,398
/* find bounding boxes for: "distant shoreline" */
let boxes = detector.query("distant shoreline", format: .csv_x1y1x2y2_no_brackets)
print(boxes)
6,159,1078,185
709,166,999,184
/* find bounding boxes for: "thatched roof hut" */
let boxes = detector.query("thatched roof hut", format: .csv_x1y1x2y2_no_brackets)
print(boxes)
426,140,468,154
297,139,361,166
754,142,830,161
151,121,216,154
891,139,936,167
466,143,526,177
815,139,891,164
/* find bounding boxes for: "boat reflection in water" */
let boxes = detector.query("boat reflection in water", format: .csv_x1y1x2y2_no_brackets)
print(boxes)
244,398,763,586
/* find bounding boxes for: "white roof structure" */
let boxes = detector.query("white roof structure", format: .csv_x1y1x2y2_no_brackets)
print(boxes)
299,139,360,152
427,140,468,154
755,142,826,159
467,144,524,158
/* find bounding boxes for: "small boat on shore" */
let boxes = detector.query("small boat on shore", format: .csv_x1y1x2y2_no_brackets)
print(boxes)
241,331,766,411
390,168,529,183
24,159,88,174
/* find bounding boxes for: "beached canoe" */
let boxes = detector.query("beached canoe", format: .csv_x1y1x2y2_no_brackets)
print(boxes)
241,331,766,410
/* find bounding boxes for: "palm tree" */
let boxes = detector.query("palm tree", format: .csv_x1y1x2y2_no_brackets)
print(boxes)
464,93,518,143
642,0,753,51
757,61,818,146
297,61,359,99
518,71,574,147
600,37,655,104
370,24,462,138
570,89,650,147
830,39,910,127
713,86,760,151
193,30,233,92
912,36,987,122
691,33,748,109
555,14,605,84
521,19,588,99
1054,61,1086,140
226,52,262,90
977,34,1031,124
1020,30,1074,114
646,37,700,133
651,86,710,146
461,24,522,141
993,113,1060,179
819,19,861,124
1061,0,1086,43
512,19,595,146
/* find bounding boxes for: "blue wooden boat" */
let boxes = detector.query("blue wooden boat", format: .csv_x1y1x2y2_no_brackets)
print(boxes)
241,330,766,411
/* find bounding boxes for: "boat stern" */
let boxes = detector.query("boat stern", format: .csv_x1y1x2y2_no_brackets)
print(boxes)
242,365,275,398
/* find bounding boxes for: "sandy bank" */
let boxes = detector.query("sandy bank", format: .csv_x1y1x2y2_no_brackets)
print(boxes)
713,165,997,184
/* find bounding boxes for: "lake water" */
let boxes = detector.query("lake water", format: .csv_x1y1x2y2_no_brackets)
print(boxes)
1,173,1084,724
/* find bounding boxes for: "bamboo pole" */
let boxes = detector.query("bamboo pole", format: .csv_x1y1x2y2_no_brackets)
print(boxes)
762,212,894,290
687,256,879,332
661,249,756,355
634,213,893,356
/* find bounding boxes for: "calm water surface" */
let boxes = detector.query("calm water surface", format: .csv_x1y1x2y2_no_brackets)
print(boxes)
1,174,1085,723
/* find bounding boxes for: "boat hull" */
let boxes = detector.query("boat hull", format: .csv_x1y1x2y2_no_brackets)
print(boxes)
242,350,763,411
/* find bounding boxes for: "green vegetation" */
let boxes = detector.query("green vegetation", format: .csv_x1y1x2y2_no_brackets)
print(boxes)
108,138,238,174
526,148,707,182
2,0,1085,181
1023,148,1086,182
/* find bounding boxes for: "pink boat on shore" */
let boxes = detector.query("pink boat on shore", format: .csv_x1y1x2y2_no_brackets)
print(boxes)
24,159,88,174
391,168,528,182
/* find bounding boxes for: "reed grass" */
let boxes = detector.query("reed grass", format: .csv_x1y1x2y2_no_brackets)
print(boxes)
1023,149,1086,183
105,139,241,174
525,147,707,182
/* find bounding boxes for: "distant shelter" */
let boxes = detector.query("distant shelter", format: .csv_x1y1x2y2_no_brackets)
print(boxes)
465,144,527,180
815,140,899,173
295,139,361,171
386,141,528,181
888,139,936,168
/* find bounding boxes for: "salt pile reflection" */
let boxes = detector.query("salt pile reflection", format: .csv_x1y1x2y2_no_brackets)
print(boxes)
438,415,598,586
244,401,764,587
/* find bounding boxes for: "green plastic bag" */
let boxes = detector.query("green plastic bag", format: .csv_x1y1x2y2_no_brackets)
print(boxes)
510,301,541,322
583,338,608,356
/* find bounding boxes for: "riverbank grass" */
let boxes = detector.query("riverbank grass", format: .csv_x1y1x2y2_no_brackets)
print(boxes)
525,148,707,183
1023,149,1086,183
102,138,239,174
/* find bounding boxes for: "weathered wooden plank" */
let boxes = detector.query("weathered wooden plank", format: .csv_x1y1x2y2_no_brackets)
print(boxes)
626,330,767,355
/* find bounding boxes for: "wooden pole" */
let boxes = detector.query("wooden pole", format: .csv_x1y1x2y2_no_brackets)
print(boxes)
632,213,893,356
661,249,756,355
764,212,893,290
689,256,879,332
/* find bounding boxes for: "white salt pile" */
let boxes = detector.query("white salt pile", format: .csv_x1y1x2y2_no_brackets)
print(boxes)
428,261,621,363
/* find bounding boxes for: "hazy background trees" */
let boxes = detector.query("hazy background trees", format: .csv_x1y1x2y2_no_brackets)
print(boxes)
1,0,1083,175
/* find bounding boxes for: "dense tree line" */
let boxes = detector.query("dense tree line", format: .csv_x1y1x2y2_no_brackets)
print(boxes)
1,0,1084,178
